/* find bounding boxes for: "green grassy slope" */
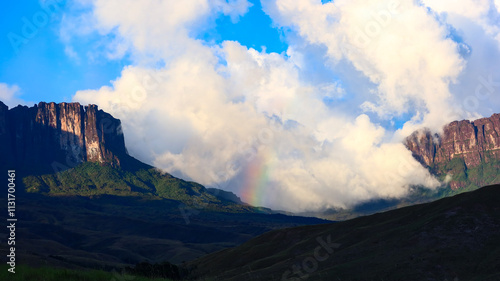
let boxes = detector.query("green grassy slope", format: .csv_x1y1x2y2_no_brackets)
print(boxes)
187,184,500,281
20,162,256,213
433,158,500,191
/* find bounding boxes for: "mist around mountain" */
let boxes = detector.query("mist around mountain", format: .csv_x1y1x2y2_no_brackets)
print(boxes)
304,113,500,221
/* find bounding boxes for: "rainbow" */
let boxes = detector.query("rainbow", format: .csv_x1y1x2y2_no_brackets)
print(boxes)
240,150,274,207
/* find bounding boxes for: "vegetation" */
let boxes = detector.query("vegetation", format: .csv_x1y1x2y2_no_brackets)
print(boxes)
435,158,500,193
125,262,184,280
21,162,247,212
443,157,467,182
466,158,500,186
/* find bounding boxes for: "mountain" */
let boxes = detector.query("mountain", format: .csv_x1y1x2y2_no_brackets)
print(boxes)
187,184,500,281
0,101,146,174
0,101,228,205
406,113,500,190
0,101,328,271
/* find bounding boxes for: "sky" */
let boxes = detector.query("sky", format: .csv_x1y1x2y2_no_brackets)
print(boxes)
1,0,500,212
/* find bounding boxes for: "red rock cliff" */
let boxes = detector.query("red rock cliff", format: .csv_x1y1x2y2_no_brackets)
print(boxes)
405,114,500,188
406,114,500,168
0,101,134,173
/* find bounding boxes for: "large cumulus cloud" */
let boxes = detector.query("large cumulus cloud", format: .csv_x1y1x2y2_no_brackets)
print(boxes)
67,0,500,211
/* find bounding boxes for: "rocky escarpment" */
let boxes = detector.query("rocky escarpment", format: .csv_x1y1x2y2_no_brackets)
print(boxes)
406,114,500,189
0,101,143,174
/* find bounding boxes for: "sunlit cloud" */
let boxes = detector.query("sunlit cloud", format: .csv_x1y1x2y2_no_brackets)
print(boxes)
67,0,500,212
0,83,30,108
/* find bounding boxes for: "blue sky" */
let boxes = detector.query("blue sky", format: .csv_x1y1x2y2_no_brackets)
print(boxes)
0,0,287,104
203,0,287,53
0,1,125,103
1,0,500,211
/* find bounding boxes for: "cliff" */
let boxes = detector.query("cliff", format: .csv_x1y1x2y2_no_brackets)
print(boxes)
0,101,146,174
406,113,500,188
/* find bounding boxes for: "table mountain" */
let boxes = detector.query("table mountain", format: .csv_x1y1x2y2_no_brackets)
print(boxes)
406,113,500,189
0,101,145,174
0,101,230,206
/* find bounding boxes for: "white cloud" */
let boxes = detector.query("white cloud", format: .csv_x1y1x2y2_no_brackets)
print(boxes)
67,0,500,212
73,40,439,211
214,0,253,23
418,0,500,125
0,83,28,108
422,0,500,50
263,0,467,136
61,0,252,63
422,0,490,20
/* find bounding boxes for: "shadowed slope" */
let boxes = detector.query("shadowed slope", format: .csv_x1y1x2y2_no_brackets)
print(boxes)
188,185,500,281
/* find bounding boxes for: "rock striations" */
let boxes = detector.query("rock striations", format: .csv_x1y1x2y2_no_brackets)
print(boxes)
406,114,500,168
0,101,140,174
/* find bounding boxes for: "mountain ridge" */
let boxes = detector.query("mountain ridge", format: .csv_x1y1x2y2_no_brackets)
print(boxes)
187,184,500,281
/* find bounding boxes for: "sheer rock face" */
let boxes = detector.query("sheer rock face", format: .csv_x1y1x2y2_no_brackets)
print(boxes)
405,114,500,188
0,102,11,164
0,101,127,173
406,114,500,168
